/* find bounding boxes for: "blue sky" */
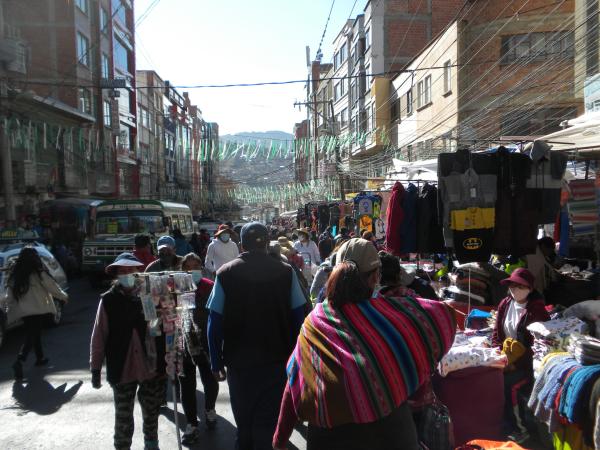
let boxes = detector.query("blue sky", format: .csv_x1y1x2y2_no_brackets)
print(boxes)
135,0,366,135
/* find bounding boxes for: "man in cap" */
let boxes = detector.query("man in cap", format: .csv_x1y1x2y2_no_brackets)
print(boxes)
145,235,183,272
204,225,240,278
207,222,307,450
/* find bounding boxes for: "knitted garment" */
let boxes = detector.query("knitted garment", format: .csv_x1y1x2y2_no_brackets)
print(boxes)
558,365,600,424
286,295,455,428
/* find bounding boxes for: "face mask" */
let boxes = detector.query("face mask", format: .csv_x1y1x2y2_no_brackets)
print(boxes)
219,234,230,243
190,270,203,284
510,286,530,303
118,274,136,289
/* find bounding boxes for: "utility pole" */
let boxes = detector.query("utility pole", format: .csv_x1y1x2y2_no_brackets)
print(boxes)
294,99,346,201
0,79,16,225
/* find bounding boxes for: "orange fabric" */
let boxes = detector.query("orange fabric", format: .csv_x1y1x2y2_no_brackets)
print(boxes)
465,440,527,449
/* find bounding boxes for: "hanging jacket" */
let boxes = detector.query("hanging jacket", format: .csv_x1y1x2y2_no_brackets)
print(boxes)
416,183,445,253
400,183,418,253
385,182,405,256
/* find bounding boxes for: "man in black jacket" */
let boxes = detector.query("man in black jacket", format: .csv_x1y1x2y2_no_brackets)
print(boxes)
207,222,306,450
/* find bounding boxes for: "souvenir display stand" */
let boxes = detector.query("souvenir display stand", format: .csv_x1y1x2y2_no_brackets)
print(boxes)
134,271,199,450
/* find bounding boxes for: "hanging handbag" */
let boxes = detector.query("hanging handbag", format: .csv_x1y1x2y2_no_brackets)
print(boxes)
416,395,455,450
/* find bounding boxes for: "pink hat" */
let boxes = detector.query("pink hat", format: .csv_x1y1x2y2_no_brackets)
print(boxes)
500,268,535,290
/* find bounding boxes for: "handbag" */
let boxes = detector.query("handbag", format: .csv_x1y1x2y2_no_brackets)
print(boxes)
416,395,455,450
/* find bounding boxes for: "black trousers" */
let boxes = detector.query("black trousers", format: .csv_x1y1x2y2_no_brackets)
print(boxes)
178,351,219,426
17,314,47,362
227,363,287,450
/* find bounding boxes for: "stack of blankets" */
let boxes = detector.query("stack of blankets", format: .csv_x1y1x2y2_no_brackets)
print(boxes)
567,179,598,236
569,333,600,365
446,263,493,305
527,318,588,375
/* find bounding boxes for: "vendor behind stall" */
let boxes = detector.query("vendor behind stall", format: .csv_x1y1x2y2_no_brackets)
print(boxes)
491,268,550,444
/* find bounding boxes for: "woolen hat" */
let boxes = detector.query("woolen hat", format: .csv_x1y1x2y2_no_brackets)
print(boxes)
241,222,268,248
500,267,535,290
105,252,143,275
336,238,382,273
157,235,176,250
215,224,232,237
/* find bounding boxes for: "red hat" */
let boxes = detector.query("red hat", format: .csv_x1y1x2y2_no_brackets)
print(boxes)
500,268,535,290
215,224,231,237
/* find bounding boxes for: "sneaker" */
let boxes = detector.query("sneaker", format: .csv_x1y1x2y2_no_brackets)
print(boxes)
508,430,530,444
34,358,49,367
181,425,200,445
12,361,23,381
205,409,217,430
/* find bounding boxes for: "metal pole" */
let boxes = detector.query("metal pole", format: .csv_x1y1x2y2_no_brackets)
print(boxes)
329,100,345,201
172,379,183,450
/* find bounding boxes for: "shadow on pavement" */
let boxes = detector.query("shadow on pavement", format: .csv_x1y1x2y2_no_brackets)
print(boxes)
9,375,83,415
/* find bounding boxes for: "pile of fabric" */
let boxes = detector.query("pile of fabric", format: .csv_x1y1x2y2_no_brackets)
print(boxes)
529,353,600,448
438,332,507,377
527,318,588,375
569,334,600,365
567,179,598,237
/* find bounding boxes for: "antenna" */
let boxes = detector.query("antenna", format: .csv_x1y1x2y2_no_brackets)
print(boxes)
306,46,311,68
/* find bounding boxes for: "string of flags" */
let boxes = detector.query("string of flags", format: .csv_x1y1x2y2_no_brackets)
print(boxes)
224,179,335,204
4,116,391,163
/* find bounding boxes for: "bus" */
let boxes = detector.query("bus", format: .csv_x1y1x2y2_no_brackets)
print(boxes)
82,200,194,277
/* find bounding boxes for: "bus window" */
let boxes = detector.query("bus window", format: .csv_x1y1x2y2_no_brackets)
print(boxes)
171,215,180,231
185,215,193,233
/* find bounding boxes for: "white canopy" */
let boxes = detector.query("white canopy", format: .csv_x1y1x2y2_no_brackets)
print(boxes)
538,111,600,152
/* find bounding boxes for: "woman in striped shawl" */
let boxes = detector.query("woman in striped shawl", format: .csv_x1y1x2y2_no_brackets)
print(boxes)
273,238,456,450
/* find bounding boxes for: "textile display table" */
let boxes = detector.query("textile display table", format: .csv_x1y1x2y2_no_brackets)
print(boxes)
433,366,505,445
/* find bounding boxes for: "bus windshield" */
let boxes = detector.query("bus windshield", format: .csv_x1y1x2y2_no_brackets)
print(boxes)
95,210,166,235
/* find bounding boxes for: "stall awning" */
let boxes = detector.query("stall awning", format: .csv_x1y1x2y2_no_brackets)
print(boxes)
537,111,600,152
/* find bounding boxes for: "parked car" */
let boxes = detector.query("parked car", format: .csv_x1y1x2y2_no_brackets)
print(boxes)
0,241,68,348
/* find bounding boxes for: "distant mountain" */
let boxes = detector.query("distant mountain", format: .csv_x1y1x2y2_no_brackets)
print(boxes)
216,131,295,188
221,131,294,142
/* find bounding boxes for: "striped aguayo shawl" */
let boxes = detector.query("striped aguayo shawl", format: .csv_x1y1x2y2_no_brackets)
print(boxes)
286,294,456,428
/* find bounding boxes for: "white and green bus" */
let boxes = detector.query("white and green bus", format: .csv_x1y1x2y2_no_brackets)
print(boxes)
82,200,194,276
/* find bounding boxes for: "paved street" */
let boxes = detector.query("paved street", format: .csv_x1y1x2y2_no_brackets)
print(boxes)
0,278,307,450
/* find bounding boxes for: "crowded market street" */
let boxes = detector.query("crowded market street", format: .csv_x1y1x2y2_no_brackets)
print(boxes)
0,278,306,450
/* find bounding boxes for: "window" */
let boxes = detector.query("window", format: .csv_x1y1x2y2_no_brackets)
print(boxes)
140,107,150,128
372,104,376,130
334,82,340,101
75,0,88,14
77,32,90,67
340,45,346,63
100,7,109,33
334,50,340,71
340,78,346,96
365,28,370,50
500,31,574,64
112,0,127,25
443,60,452,94
78,88,92,114
407,89,414,115
417,75,432,109
350,80,357,104
341,108,348,127
103,100,112,127
391,99,400,122
113,38,128,72
101,53,110,79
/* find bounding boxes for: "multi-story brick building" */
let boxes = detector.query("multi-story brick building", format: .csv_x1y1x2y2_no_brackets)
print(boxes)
390,0,582,162
1,0,139,216
300,0,464,191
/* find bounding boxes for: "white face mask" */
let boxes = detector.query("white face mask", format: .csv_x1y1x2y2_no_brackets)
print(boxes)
190,270,203,284
219,234,230,243
118,274,136,289
509,286,530,303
